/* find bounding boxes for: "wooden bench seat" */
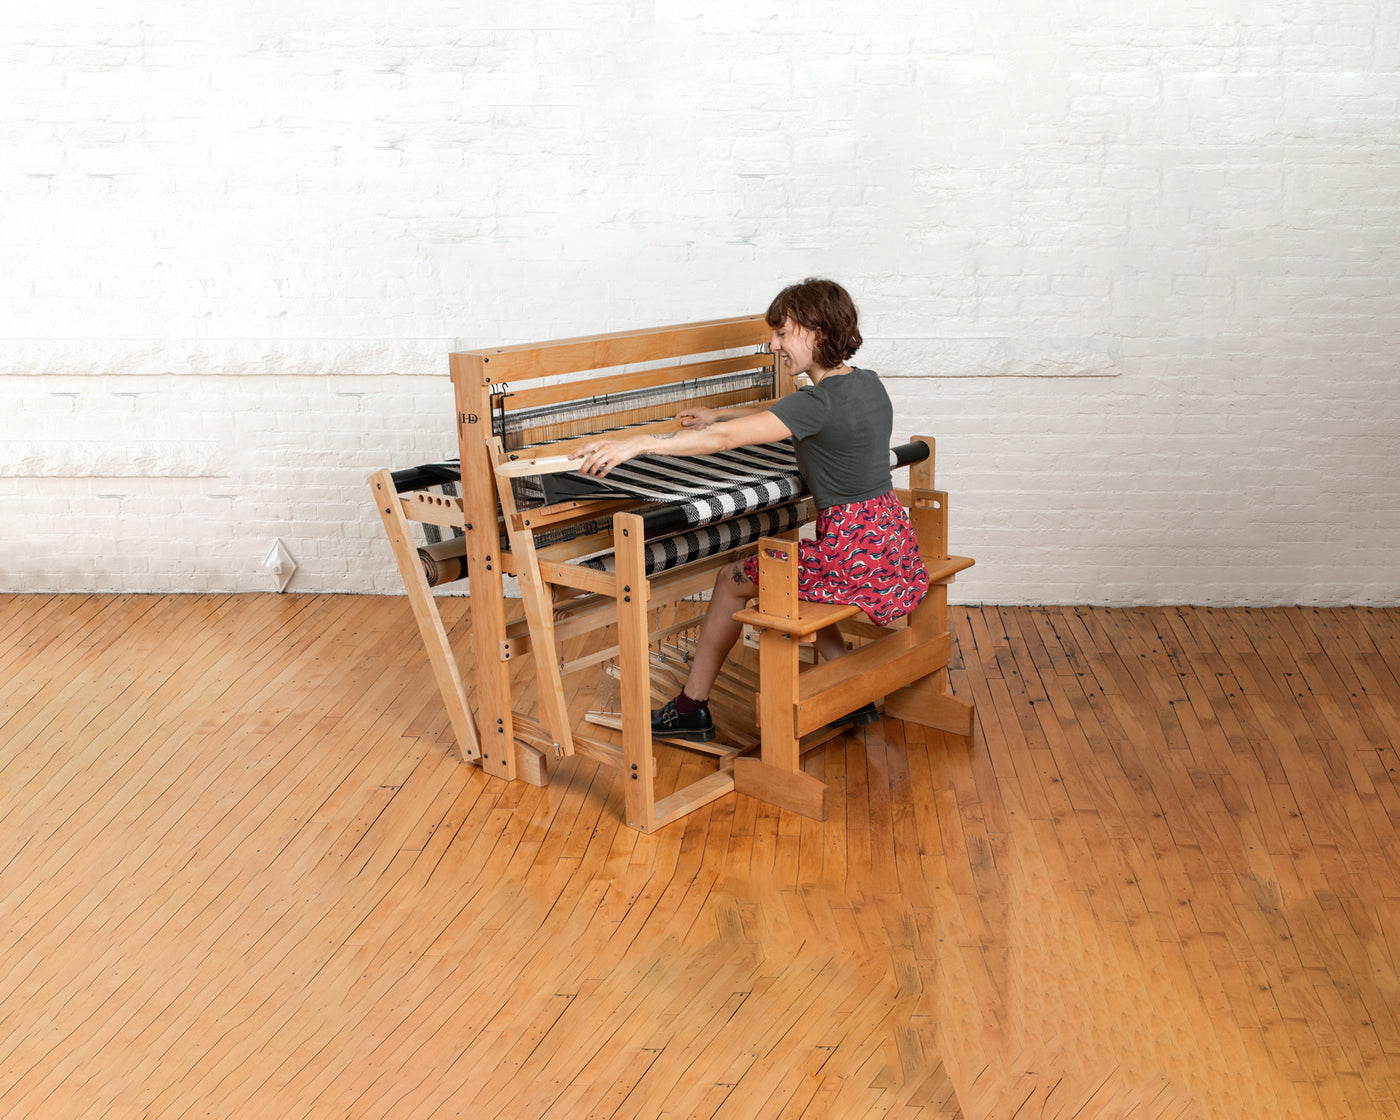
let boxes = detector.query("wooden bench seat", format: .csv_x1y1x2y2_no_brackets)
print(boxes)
729,477,975,821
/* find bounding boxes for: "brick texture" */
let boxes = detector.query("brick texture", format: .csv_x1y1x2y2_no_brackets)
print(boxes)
2,2,1397,603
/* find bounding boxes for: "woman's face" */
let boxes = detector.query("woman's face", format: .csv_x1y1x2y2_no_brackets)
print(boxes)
769,317,821,375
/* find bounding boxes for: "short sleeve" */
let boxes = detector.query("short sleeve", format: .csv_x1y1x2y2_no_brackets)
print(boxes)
770,384,828,440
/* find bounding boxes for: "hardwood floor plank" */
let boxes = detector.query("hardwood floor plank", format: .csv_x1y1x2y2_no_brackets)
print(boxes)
5,597,1400,1117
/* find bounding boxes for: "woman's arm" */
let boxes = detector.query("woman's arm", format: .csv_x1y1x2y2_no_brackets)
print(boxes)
571,409,792,478
676,404,758,429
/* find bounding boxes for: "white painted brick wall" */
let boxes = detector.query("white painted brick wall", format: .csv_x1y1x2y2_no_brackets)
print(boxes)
2,1,1397,605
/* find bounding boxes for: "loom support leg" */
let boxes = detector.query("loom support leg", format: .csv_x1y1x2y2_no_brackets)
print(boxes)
883,668,976,738
734,621,829,822
369,469,482,764
513,740,549,786
733,758,828,821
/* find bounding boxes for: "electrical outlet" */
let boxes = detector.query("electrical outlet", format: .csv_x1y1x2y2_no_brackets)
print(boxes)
262,539,297,592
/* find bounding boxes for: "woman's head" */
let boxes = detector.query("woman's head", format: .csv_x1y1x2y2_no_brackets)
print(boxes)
764,278,862,370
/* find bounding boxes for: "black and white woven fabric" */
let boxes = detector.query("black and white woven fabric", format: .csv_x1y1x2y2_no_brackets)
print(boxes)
582,500,808,577
547,441,806,530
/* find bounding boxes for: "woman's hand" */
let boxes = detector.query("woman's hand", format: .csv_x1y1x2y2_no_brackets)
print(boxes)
571,436,642,478
677,406,719,430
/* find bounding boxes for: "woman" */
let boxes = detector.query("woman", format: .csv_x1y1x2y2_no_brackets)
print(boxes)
572,278,929,743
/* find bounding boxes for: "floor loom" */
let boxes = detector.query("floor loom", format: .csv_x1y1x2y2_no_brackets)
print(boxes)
370,315,974,832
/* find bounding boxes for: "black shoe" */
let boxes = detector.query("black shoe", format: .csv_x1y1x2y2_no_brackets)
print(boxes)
829,702,880,730
651,697,716,743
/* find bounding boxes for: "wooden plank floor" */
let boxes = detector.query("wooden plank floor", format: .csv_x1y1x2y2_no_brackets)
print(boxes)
1,595,1397,1118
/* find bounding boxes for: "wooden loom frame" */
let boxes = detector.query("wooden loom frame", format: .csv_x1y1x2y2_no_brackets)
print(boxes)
369,314,974,832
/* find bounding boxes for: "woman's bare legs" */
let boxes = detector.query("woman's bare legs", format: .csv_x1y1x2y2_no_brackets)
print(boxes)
680,561,755,700
813,623,847,662
679,561,849,702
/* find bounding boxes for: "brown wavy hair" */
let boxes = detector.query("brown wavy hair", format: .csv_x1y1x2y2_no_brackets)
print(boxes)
764,278,863,369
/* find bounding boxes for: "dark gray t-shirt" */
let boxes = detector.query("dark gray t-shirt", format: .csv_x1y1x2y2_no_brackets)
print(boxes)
769,367,893,510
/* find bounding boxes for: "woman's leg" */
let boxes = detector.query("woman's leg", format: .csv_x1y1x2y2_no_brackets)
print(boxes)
680,560,757,700
813,623,846,663
680,566,851,702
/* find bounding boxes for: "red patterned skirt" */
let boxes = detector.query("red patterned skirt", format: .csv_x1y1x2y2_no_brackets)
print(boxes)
742,490,929,626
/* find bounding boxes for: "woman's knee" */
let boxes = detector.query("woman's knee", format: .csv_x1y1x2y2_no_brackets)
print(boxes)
712,560,751,595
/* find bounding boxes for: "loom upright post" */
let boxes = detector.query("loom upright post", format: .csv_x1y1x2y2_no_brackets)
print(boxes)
881,435,976,736
451,351,527,783
613,513,657,831
369,468,482,763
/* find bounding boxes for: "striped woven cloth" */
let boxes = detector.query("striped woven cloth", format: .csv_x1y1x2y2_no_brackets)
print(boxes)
547,441,806,530
582,500,808,577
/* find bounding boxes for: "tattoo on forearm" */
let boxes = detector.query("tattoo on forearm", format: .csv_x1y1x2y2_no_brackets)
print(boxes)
653,431,677,441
